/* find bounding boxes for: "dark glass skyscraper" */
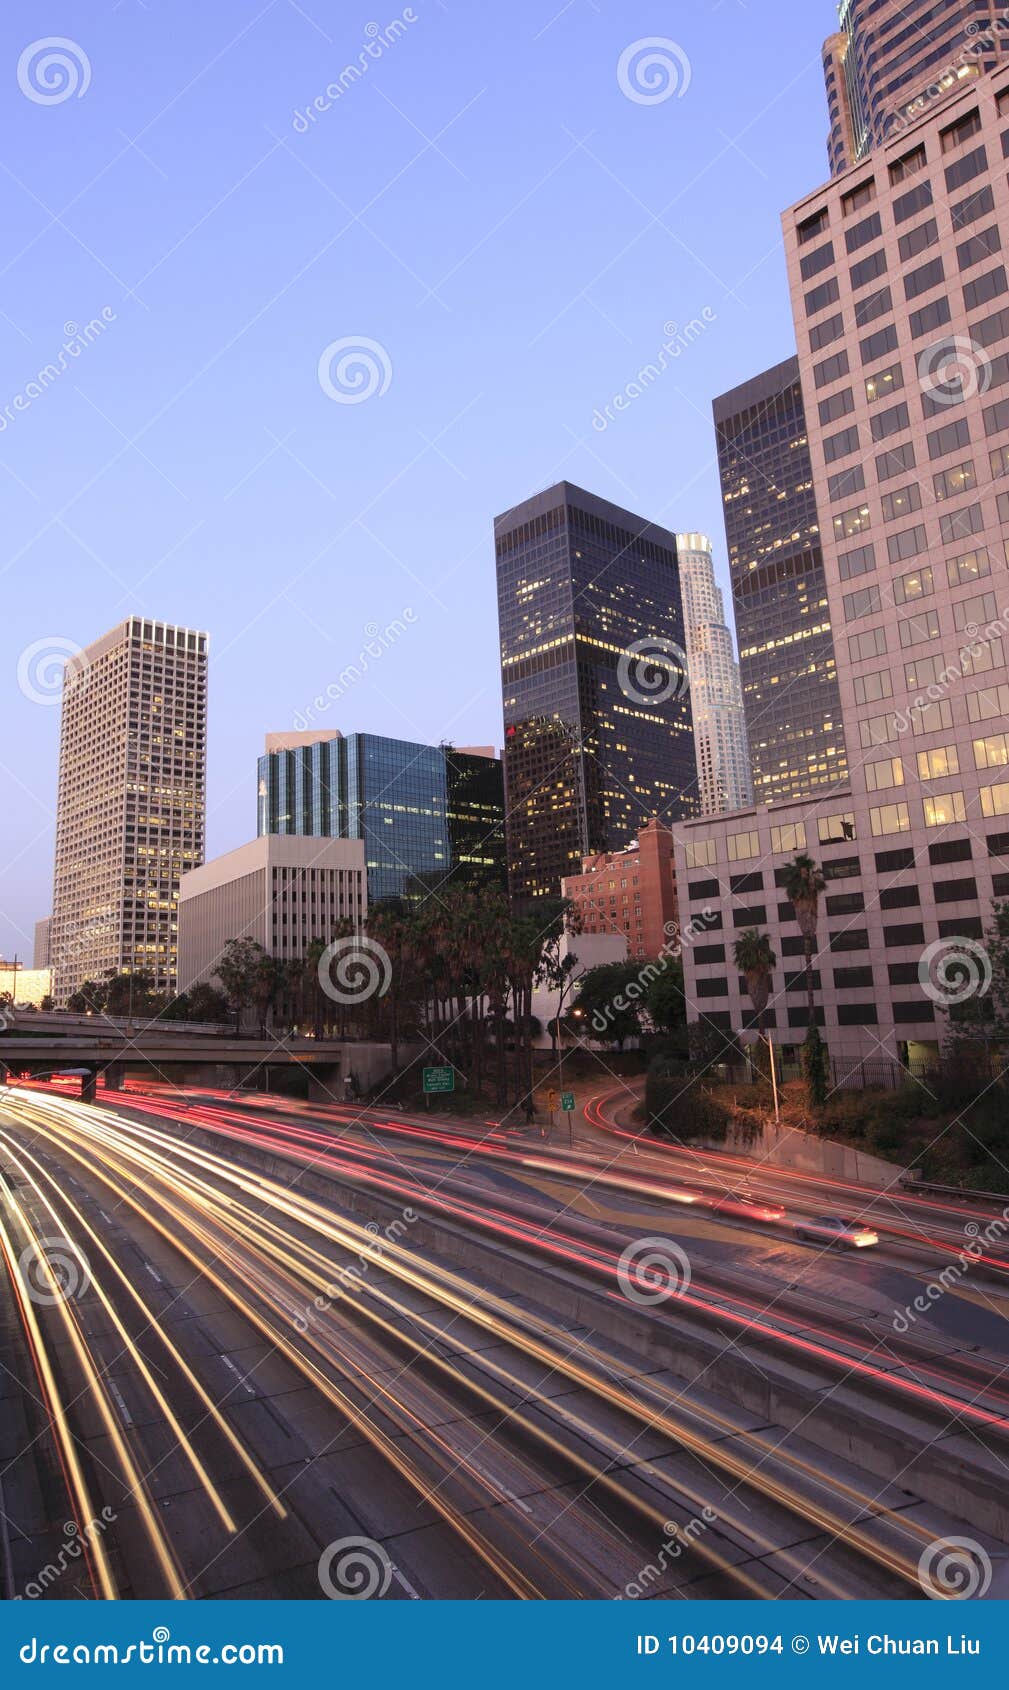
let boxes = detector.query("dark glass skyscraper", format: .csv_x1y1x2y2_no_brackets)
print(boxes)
257,731,505,904
713,357,846,805
823,1,1009,174
495,482,696,902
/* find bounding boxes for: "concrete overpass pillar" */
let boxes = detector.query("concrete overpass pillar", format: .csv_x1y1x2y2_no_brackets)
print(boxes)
81,1069,97,1104
104,1064,124,1092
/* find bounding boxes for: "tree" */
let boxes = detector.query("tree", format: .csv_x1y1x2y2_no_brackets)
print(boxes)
733,929,776,1041
644,956,687,1039
570,961,646,1051
803,1023,828,1108
252,953,287,1037
39,995,54,1013
782,854,826,1029
67,978,107,1014
214,938,264,1036
102,970,155,1018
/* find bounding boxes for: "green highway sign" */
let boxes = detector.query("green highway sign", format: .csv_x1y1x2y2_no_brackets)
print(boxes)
560,1092,575,1115
423,1066,455,1094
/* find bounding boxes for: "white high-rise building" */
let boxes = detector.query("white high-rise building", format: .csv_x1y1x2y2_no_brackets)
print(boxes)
677,533,754,815
51,617,208,1005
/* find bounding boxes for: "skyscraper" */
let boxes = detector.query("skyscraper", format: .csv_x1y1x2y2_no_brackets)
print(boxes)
679,52,1009,1066
256,730,505,903
824,1,1009,175
676,533,754,816
51,617,208,1005
714,358,847,803
495,482,696,902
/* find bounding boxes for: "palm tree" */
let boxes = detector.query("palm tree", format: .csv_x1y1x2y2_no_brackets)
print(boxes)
782,854,827,1029
733,929,776,1043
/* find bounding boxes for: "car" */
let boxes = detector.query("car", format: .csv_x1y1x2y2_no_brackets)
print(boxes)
794,1214,879,1248
711,1190,786,1223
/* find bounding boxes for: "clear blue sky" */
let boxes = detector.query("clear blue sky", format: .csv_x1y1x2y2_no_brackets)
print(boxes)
0,0,833,960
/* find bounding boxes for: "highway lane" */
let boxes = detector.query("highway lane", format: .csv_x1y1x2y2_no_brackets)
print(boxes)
2,1086,999,1601
111,1082,1009,1363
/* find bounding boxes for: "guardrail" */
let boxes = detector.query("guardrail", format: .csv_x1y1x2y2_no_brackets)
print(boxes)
899,1175,1009,1205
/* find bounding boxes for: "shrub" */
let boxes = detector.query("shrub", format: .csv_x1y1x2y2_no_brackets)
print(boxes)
645,1068,730,1143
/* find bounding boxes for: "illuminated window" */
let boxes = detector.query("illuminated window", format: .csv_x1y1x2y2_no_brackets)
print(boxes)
684,837,716,869
893,565,934,604
727,829,760,862
917,746,960,780
923,792,967,827
981,783,1009,817
870,803,911,836
865,758,904,792
771,822,807,854
973,733,1009,769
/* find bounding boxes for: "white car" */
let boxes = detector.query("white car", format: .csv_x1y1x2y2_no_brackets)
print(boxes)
794,1214,879,1249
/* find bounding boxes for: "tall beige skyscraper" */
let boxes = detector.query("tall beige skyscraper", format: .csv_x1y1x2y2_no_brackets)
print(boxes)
51,617,208,1005
676,533,754,816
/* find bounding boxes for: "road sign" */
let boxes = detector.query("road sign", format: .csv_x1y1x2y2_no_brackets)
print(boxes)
423,1065,455,1094
560,1092,575,1114
547,1089,558,1110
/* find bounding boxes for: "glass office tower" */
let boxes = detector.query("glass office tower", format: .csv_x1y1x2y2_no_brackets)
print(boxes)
495,482,696,902
257,730,505,904
714,357,847,804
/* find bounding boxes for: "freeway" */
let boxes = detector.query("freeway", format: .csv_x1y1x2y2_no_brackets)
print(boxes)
0,1081,1007,1601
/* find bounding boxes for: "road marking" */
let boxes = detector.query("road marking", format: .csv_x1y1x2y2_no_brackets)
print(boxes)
106,1378,134,1425
143,1263,163,1283
219,1353,255,1395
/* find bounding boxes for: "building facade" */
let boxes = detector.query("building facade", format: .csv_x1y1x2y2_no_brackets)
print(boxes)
177,835,367,992
676,533,754,815
496,481,696,902
32,918,51,971
51,618,208,1005
561,817,677,961
824,2,1009,176
0,960,52,1007
714,358,848,803
679,60,1009,1067
256,731,505,904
